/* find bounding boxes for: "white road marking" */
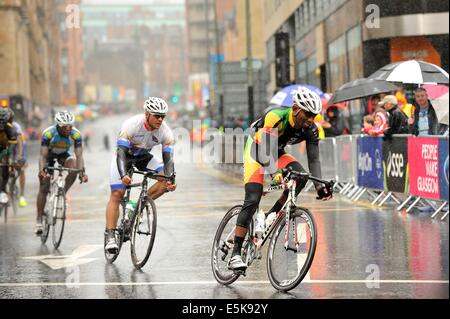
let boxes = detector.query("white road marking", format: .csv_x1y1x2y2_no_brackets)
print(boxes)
21,245,103,270
0,280,448,287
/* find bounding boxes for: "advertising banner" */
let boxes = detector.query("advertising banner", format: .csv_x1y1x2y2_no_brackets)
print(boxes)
357,136,384,190
408,137,440,199
383,136,409,193
438,139,449,201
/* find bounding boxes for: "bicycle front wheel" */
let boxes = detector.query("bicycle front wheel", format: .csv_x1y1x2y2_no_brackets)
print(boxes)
130,198,157,269
266,207,317,292
52,192,66,249
211,205,254,286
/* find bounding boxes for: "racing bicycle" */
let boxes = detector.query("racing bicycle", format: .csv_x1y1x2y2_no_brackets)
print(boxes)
104,165,175,270
40,165,84,249
211,168,334,291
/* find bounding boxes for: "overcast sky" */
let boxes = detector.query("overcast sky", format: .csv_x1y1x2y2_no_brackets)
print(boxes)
82,0,183,4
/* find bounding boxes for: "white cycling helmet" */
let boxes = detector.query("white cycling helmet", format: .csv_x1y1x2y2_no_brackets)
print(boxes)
292,87,322,115
144,97,168,115
55,111,75,126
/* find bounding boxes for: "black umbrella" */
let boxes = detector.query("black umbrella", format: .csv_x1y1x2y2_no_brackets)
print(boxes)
368,60,449,84
328,78,398,105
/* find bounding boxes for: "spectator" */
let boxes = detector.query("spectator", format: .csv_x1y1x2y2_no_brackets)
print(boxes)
361,115,374,134
378,95,409,137
396,85,415,120
369,108,388,136
322,105,346,137
366,95,380,116
103,133,110,151
411,88,448,136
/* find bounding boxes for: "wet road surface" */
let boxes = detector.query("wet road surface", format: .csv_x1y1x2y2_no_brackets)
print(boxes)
0,114,448,299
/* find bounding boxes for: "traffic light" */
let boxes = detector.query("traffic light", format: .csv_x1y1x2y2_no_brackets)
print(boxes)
275,32,290,88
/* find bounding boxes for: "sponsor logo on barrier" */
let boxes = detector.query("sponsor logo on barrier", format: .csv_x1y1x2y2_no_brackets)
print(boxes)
358,152,372,176
375,149,382,179
386,152,404,178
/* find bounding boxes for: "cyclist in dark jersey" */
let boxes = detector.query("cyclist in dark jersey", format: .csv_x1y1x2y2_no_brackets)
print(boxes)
0,108,24,205
228,87,333,271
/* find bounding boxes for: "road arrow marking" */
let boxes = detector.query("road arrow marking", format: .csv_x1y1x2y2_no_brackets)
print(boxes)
21,244,103,270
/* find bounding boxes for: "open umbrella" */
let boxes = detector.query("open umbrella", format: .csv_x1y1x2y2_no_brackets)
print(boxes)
328,78,397,105
368,60,449,84
270,84,325,107
431,92,449,125
421,84,449,100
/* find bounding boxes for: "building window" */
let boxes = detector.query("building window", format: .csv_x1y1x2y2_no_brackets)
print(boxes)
297,53,320,87
327,33,347,92
309,0,316,21
306,53,319,87
297,60,307,84
346,25,363,82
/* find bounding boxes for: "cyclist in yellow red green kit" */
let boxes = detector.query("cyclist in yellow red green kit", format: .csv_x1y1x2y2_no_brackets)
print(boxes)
228,87,333,271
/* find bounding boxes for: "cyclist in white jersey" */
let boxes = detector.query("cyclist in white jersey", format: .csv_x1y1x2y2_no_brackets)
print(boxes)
105,97,176,254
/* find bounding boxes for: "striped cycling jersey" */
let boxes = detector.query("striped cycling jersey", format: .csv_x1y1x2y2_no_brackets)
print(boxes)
41,126,82,154
253,107,319,150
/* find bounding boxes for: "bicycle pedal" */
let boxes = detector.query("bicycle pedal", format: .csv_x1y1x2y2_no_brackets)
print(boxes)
233,269,247,276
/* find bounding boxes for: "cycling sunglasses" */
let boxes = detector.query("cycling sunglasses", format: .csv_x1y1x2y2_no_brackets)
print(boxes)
151,114,166,119
301,109,317,119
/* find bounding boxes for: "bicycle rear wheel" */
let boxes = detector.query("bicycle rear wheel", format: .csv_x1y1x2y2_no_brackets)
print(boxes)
130,198,157,269
211,205,254,286
52,191,66,249
266,207,317,292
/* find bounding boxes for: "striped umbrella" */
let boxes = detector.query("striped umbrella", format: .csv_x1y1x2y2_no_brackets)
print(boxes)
368,60,449,85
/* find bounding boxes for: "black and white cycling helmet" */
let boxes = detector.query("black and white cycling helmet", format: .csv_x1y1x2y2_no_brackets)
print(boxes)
292,87,322,115
55,111,75,126
144,97,168,115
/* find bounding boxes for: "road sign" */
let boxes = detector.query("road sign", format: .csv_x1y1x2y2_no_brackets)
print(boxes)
240,58,263,70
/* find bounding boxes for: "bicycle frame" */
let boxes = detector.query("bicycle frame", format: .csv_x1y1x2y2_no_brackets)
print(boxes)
244,171,332,266
242,178,298,265
120,167,174,237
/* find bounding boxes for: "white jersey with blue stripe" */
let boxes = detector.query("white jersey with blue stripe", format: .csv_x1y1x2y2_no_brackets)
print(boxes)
117,114,174,156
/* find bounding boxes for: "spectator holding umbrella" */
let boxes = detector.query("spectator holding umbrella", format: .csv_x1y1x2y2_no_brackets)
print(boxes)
411,88,448,136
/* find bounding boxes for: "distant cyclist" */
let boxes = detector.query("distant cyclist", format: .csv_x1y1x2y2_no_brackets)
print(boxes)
35,111,88,235
0,108,24,204
104,97,176,254
10,113,28,207
228,87,333,271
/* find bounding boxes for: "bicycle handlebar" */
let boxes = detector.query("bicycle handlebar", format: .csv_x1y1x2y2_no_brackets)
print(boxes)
281,168,335,188
129,166,176,183
44,166,85,174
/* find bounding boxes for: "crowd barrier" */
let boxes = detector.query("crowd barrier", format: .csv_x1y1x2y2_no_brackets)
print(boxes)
206,132,448,221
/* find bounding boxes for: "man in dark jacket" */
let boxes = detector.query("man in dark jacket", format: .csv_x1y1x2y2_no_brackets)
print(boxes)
411,88,448,136
378,95,409,137
323,105,346,137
